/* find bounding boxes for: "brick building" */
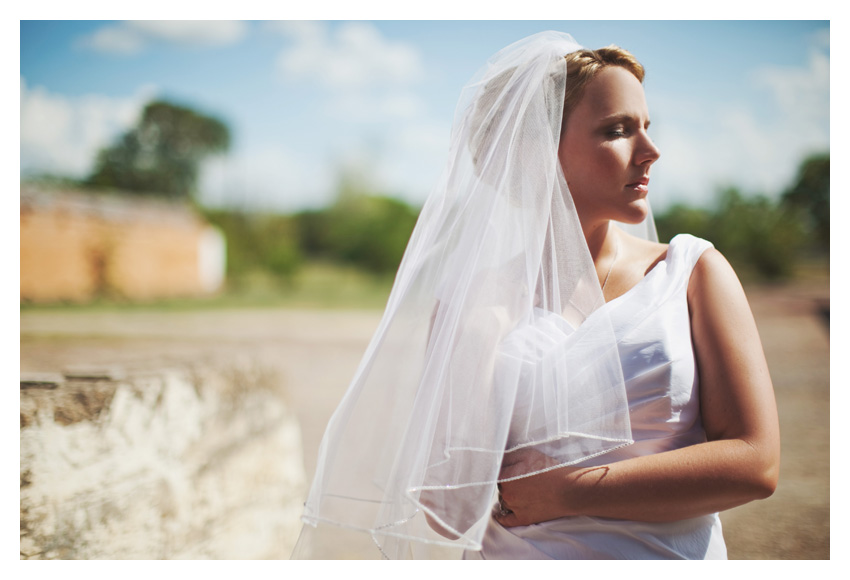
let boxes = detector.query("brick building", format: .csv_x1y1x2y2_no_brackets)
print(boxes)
20,183,225,303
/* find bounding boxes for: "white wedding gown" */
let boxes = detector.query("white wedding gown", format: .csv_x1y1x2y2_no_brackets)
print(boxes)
465,234,728,560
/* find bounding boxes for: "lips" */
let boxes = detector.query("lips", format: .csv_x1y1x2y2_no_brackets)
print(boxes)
626,176,650,187
626,176,650,195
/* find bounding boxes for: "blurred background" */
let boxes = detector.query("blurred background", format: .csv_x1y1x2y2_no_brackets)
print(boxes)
20,20,829,559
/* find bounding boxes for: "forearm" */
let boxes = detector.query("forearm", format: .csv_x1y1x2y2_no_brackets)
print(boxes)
563,439,778,522
497,437,778,526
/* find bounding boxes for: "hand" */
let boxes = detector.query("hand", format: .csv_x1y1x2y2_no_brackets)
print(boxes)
495,451,609,528
495,467,575,527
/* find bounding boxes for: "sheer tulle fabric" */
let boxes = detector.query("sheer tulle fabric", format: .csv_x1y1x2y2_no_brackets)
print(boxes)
295,31,654,559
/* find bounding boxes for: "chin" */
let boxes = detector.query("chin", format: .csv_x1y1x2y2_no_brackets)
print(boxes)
616,199,650,225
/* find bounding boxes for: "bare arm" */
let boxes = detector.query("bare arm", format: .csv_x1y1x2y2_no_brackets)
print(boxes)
496,249,780,525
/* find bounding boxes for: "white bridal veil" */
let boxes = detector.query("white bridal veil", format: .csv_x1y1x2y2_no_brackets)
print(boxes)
294,31,657,559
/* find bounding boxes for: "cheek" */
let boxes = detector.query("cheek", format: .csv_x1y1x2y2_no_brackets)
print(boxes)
593,145,629,174
559,146,591,184
559,141,628,196
564,153,615,193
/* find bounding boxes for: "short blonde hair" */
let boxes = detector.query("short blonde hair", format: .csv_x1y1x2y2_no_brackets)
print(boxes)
468,45,645,170
562,46,645,130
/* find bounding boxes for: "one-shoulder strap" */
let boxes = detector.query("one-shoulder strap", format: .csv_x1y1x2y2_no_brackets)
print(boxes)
666,234,715,280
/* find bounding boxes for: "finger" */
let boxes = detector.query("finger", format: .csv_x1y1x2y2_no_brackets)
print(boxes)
495,510,520,528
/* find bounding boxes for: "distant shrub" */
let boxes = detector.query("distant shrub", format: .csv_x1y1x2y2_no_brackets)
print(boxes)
655,188,807,280
782,153,829,252
202,210,302,285
294,193,419,275
655,204,713,245
711,188,806,279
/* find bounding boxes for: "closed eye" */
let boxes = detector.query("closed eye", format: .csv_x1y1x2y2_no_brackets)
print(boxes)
599,115,651,138
606,121,651,139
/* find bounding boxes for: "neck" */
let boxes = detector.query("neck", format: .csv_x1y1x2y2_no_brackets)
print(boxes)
582,219,618,264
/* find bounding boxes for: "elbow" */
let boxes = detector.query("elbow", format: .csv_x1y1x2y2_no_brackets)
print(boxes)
753,460,779,499
745,440,780,500
746,473,777,501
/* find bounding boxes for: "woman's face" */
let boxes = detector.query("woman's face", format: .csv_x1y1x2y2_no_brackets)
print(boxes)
558,66,660,227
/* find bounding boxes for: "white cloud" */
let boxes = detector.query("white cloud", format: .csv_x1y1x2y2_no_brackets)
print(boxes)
20,78,154,178
321,121,451,206
327,90,428,123
264,20,323,45
380,92,427,119
198,146,335,212
274,21,424,89
247,20,437,209
754,42,829,145
651,33,829,210
130,21,246,47
79,21,248,55
81,26,146,55
375,122,452,205
812,27,830,52
197,120,451,212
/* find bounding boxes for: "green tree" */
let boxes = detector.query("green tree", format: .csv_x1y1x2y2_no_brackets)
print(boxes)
202,209,302,285
655,187,807,281
710,188,806,279
782,153,829,252
294,167,420,275
654,203,713,245
326,193,420,273
87,100,230,199
294,194,419,275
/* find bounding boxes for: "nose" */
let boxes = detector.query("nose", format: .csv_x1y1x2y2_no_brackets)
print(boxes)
637,132,661,166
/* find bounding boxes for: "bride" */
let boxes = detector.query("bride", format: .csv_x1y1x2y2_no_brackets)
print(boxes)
293,31,779,560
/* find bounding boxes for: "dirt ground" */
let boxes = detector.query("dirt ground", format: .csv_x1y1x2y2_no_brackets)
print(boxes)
19,279,829,560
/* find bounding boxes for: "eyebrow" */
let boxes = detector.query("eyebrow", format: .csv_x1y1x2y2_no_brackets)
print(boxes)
598,114,651,128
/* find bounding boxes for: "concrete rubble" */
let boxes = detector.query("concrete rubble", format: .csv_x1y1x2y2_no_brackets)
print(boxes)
20,362,306,559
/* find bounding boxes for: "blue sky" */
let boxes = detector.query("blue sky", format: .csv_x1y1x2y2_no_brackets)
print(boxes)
20,20,830,213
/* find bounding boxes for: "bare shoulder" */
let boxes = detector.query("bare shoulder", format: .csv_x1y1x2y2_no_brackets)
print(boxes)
687,247,757,332
688,247,744,303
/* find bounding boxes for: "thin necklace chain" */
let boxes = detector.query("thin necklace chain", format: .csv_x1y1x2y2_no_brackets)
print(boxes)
600,238,620,294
